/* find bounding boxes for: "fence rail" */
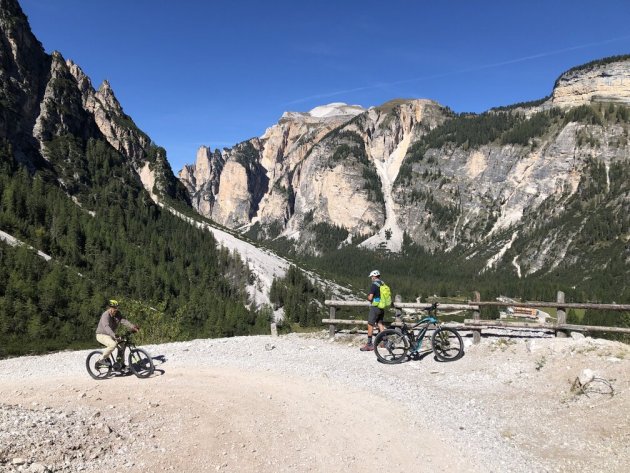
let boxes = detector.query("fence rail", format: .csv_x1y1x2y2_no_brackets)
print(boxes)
323,291,630,343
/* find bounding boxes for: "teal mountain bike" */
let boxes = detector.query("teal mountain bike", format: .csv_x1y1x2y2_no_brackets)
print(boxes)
374,302,464,364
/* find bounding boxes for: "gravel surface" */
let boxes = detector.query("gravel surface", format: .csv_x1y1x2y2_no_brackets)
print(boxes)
0,330,628,472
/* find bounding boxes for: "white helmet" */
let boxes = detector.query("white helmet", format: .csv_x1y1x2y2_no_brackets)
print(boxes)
369,270,380,278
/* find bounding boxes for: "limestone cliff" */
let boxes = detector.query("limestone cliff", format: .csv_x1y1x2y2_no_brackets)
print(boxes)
179,56,630,278
181,99,450,252
0,0,186,204
179,102,368,231
0,0,50,167
284,99,449,252
550,55,630,107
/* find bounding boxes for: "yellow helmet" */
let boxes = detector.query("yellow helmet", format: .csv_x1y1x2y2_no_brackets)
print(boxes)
108,299,119,308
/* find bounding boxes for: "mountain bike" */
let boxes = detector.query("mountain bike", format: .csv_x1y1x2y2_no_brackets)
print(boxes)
373,302,464,364
86,333,155,379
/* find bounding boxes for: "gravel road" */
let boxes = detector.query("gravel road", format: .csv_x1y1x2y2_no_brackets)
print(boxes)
0,330,629,472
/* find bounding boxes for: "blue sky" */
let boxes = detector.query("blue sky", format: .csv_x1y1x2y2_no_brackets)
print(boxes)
19,0,630,173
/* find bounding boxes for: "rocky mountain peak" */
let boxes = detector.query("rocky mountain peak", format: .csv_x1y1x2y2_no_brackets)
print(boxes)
551,55,630,107
181,96,451,250
95,78,123,113
0,0,44,62
65,59,91,92
0,0,187,204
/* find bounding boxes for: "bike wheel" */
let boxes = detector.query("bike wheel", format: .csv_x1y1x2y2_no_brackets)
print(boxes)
128,348,155,378
374,329,410,364
86,350,112,380
431,327,464,361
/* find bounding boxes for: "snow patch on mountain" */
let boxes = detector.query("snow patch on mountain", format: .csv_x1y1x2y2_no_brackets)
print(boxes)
281,102,365,121
308,102,365,118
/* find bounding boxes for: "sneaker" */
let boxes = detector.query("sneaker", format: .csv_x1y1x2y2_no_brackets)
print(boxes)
95,359,110,369
360,343,374,351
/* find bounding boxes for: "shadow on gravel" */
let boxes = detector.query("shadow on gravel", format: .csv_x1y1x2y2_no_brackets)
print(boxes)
408,350,433,362
404,350,466,363
151,354,167,376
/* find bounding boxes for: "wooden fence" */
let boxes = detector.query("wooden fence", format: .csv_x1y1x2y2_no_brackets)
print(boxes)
323,291,630,344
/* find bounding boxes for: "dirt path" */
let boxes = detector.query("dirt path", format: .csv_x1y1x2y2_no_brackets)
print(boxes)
1,332,629,472
0,366,471,472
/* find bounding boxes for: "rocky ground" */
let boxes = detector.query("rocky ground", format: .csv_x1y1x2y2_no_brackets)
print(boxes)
0,329,628,472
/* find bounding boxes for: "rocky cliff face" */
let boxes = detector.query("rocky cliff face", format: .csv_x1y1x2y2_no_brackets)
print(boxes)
551,56,630,107
180,102,369,230
180,57,630,278
284,99,449,252
0,0,186,203
0,0,50,167
181,99,450,251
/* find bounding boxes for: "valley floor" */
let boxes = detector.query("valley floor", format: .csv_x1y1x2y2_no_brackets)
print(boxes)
0,332,628,472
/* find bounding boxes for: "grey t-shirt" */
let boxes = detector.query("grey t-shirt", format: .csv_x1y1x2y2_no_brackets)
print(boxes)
96,310,134,337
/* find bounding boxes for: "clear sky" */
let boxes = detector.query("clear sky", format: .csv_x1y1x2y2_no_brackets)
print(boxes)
18,0,630,173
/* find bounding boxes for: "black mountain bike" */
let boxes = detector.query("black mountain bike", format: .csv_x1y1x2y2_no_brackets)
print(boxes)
374,302,464,364
86,333,155,379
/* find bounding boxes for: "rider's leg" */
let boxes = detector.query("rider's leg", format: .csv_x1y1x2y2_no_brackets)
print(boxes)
367,323,374,338
361,307,380,350
376,311,387,346
360,322,375,351
96,334,117,362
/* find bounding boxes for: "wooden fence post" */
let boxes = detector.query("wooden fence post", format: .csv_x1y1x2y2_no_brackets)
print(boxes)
472,291,481,344
394,294,403,323
556,291,568,338
329,305,336,338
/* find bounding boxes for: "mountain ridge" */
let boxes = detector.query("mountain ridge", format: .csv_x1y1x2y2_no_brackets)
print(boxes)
179,57,629,304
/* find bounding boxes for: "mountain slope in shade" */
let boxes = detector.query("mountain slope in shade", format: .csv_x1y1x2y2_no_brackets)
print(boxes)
1,0,358,313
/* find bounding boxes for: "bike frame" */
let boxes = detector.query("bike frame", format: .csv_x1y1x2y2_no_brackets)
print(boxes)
401,316,438,352
112,336,135,368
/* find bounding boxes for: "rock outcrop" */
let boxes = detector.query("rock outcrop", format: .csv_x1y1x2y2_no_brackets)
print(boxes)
180,102,369,231
181,99,450,251
0,0,186,203
551,55,630,107
0,0,50,167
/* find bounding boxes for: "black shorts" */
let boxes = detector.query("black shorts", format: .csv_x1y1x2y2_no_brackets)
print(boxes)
368,306,385,326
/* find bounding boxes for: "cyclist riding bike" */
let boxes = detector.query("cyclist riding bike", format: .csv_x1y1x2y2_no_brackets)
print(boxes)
95,300,139,369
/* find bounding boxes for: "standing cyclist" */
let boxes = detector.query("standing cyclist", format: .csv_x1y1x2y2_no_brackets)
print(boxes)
95,300,139,368
360,270,387,351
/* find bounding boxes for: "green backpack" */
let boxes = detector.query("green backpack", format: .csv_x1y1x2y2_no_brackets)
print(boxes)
375,281,392,309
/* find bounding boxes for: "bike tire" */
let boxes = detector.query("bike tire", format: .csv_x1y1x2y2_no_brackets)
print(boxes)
374,329,410,364
128,348,155,378
86,350,112,380
431,327,464,361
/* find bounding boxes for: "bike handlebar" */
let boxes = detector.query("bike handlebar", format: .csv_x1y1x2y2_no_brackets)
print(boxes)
116,332,134,343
